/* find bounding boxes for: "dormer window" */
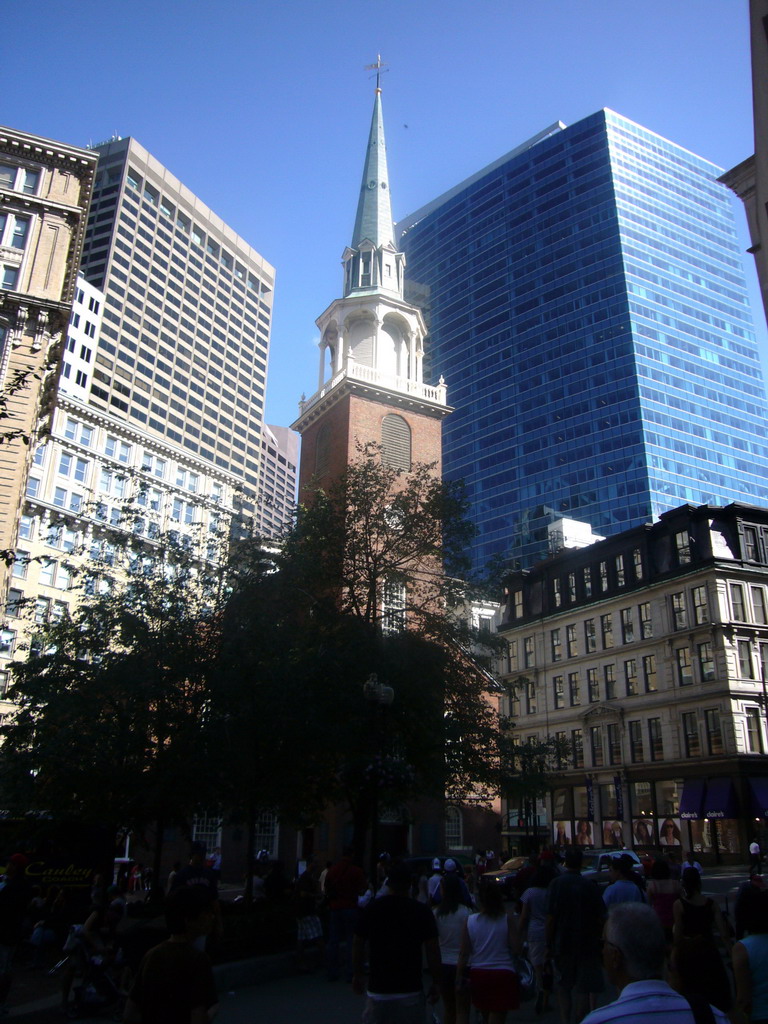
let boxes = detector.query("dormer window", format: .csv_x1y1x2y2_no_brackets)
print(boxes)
360,253,371,287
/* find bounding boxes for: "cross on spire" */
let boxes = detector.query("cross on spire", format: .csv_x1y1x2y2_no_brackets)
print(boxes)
365,54,389,93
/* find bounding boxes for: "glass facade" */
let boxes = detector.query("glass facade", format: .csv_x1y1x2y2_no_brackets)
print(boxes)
399,109,768,569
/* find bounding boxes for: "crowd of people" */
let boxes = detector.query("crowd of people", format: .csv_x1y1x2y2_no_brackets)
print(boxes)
331,843,768,1024
0,839,764,1022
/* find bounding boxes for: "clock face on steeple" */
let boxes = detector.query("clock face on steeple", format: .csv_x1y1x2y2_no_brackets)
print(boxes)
368,180,377,189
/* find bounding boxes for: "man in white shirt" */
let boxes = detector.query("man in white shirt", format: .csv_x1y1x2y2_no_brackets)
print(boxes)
582,903,729,1024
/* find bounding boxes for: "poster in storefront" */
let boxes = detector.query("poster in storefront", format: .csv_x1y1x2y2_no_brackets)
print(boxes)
574,819,594,846
553,821,572,846
633,818,655,845
657,817,682,846
602,820,626,847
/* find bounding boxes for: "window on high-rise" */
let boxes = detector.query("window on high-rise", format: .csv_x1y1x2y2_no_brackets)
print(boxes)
590,726,604,767
751,586,768,626
731,583,747,621
705,709,724,755
620,608,634,644
639,602,653,638
551,628,562,662
746,708,763,754
566,624,577,657
675,531,692,565
697,642,715,682
633,548,643,581
553,676,564,709
629,721,644,763
584,618,596,653
738,640,755,679
587,668,599,703
743,526,761,562
682,712,700,757
604,664,616,700
643,654,658,692
569,672,580,706
601,614,613,648
624,659,638,697
648,718,663,761
571,729,584,769
583,566,592,597
523,636,534,668
671,592,687,630
676,647,693,686
0,164,40,195
607,723,621,765
692,586,708,625
615,554,625,587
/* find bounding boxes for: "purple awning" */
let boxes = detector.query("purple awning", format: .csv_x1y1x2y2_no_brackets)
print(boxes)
703,778,739,820
679,779,706,820
749,778,768,818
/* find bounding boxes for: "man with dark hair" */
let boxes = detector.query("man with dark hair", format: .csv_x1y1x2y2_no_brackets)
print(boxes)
352,861,441,1023
124,887,218,1024
603,855,646,907
546,846,606,1024
582,903,729,1023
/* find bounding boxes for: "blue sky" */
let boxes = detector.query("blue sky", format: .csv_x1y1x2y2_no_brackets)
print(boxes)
3,0,760,428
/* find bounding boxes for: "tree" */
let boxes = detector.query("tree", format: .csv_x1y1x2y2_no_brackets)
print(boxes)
212,444,508,870
278,441,478,631
0,534,222,888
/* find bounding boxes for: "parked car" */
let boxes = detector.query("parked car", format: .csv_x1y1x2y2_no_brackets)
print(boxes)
580,848,644,889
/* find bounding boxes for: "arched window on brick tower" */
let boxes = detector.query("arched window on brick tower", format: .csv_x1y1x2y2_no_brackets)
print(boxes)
382,413,411,471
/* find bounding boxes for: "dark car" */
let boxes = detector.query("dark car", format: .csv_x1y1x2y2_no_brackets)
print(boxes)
580,848,644,890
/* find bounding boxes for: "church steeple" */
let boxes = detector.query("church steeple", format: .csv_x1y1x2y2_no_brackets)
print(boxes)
350,89,394,251
292,63,449,461
342,77,405,300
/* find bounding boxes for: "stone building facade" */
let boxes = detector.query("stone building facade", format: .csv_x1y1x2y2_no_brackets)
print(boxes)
0,127,96,581
498,502,768,864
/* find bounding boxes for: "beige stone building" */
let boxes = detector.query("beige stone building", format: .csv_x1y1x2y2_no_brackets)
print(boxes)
720,0,768,326
0,127,96,584
498,502,768,865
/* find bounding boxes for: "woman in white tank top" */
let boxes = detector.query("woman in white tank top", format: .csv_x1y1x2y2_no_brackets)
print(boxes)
456,881,520,1024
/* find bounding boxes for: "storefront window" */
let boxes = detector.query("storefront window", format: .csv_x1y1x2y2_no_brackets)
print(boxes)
631,780,653,816
655,779,682,817
552,788,572,821
689,819,712,854
600,783,618,818
712,819,740,855
573,786,590,820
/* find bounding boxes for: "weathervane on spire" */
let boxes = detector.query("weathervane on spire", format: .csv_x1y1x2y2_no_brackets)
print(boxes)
365,54,389,93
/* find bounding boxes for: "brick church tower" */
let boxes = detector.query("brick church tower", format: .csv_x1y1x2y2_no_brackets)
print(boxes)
292,80,450,487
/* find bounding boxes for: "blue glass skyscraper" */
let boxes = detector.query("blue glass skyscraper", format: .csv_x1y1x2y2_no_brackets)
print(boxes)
398,109,768,571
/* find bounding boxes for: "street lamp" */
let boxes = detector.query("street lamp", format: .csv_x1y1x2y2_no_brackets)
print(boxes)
364,673,394,886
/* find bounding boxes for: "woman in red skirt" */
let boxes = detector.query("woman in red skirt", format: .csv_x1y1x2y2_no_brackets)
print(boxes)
456,881,520,1024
